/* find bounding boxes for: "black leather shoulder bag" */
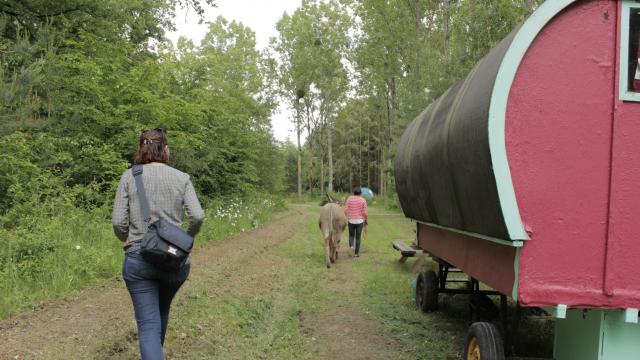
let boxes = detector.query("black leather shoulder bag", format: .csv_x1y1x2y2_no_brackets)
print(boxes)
132,165,193,271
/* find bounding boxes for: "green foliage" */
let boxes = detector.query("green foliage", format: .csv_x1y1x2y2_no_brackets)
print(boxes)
0,0,282,204
0,207,123,318
0,131,129,228
0,0,289,318
273,0,539,200
342,0,539,198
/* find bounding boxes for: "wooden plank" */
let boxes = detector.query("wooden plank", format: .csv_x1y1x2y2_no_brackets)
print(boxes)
392,241,416,255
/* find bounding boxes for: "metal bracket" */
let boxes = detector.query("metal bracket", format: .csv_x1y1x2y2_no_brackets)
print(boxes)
625,308,639,324
555,304,568,319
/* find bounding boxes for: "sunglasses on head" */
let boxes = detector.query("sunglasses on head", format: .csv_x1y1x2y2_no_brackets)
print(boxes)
141,128,166,145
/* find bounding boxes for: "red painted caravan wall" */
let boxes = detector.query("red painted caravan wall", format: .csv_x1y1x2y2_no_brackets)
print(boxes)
417,223,516,297
507,1,640,308
605,1,640,307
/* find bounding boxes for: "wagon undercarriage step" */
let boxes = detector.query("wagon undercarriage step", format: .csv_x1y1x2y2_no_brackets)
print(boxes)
391,240,417,262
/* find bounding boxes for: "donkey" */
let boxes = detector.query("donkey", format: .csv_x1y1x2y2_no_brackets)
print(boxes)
318,202,347,268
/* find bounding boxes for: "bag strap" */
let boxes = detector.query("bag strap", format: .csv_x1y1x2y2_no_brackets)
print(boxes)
132,165,152,223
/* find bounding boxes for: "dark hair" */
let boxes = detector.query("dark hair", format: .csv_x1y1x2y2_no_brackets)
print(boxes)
353,187,361,195
133,128,169,164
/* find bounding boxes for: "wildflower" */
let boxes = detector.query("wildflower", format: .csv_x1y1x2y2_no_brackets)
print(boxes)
75,245,81,250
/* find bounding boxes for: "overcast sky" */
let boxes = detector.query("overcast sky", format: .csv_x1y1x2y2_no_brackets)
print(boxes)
167,0,303,143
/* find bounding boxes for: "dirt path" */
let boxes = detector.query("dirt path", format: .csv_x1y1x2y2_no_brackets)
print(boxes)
0,204,404,360
300,264,398,360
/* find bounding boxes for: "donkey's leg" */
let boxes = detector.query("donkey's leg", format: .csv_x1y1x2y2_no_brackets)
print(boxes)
324,237,332,268
332,235,340,261
329,239,336,263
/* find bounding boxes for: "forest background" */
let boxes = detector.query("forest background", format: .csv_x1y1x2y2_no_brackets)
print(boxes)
0,0,540,317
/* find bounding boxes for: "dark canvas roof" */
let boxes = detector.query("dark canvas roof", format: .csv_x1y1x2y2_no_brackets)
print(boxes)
394,26,521,241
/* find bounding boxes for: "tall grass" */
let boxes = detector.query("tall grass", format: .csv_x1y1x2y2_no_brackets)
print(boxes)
0,195,284,319
0,207,121,318
196,196,285,245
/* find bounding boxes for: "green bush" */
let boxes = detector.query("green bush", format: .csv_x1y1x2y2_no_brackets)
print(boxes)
0,206,121,318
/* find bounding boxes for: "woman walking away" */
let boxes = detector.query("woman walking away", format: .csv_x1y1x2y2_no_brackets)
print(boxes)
112,128,205,359
345,187,368,257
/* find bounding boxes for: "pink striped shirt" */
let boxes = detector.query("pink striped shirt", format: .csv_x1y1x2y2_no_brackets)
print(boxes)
345,195,368,222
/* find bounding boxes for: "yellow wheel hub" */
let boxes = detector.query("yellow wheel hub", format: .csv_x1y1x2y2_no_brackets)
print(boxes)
467,337,481,360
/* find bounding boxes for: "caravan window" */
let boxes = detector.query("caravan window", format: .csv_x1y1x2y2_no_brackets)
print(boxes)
620,1,640,101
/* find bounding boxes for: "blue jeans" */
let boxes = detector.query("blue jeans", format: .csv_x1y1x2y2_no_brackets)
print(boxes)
123,251,190,360
348,223,364,255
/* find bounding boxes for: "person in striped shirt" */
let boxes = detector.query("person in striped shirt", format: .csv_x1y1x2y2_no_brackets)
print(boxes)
345,187,368,257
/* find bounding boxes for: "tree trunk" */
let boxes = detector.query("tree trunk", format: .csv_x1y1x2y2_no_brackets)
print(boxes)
296,99,302,198
320,148,325,196
380,148,385,197
387,77,397,199
443,0,450,65
318,122,326,197
470,0,478,58
359,116,363,189
366,119,370,188
327,118,334,193
349,162,353,193
305,100,314,193
379,97,386,198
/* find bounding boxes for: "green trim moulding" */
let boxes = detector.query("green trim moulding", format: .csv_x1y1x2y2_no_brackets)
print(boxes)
489,0,580,240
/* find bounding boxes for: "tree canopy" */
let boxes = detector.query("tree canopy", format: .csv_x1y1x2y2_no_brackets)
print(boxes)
273,0,541,198
0,0,543,225
0,0,283,228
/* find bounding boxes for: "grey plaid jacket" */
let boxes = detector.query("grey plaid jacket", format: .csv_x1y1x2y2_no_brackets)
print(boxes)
111,163,205,253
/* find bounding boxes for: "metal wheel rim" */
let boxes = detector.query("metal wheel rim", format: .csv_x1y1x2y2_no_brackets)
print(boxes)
466,337,481,360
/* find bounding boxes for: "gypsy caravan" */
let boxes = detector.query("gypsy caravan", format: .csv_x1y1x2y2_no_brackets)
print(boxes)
395,1,640,359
